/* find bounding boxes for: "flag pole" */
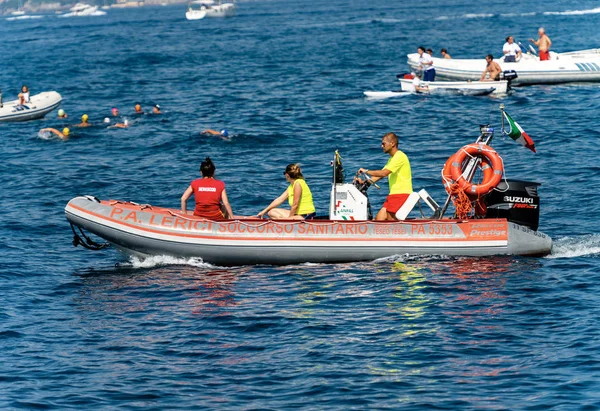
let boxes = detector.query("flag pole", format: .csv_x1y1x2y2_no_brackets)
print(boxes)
499,104,505,135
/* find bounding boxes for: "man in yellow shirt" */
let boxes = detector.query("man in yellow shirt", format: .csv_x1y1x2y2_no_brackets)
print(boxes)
358,132,413,220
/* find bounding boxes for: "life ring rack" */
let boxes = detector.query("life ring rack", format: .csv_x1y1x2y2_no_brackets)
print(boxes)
442,143,504,196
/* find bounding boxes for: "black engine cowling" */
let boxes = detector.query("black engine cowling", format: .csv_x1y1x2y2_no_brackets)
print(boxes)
484,179,540,231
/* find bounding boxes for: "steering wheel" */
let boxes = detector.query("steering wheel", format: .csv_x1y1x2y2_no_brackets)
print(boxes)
355,171,381,190
528,45,537,56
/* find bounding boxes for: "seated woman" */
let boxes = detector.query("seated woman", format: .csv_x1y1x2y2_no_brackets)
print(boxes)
181,157,234,219
18,85,30,105
258,164,316,220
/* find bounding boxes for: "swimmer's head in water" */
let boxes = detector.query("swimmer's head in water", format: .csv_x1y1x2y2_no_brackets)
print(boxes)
58,109,65,117
220,129,229,137
63,128,70,137
135,104,142,112
111,107,119,116
104,117,110,123
82,114,88,122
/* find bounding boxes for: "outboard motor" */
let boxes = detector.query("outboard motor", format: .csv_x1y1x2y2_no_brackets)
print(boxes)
500,70,518,81
500,70,518,90
484,179,540,231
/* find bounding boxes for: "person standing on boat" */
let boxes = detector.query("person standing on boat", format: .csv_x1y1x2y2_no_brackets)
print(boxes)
417,46,435,81
257,164,316,220
480,54,502,81
502,36,521,62
529,27,552,61
357,132,413,221
18,85,30,105
181,157,234,219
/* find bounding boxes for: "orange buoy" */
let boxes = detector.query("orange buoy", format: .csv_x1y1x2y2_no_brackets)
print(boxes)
446,143,503,196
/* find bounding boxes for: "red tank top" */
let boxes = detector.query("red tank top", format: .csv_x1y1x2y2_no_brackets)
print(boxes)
191,178,225,219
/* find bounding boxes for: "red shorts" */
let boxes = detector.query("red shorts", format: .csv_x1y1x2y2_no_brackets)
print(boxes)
539,50,550,61
383,194,410,214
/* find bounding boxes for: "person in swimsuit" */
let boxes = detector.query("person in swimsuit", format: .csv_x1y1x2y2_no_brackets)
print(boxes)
440,48,452,59
480,54,502,81
257,163,316,220
357,132,413,221
40,127,70,141
75,114,91,127
529,27,552,61
181,157,234,219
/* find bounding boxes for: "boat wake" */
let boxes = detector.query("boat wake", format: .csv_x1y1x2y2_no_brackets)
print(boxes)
6,15,43,21
123,255,216,269
547,234,600,258
38,130,60,140
543,7,600,16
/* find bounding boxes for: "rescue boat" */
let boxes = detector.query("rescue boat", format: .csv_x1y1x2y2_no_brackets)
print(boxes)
0,91,62,122
65,117,552,265
407,48,600,85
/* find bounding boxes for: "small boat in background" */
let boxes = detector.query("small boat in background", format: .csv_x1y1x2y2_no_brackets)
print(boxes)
61,3,106,17
0,91,62,122
407,48,600,85
186,0,236,20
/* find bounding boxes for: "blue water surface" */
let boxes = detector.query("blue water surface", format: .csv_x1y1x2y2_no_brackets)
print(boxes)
1,0,600,408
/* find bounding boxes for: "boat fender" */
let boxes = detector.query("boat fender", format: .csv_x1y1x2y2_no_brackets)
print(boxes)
450,143,503,196
83,195,101,203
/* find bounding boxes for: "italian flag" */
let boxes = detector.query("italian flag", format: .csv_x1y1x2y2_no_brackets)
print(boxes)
503,111,536,153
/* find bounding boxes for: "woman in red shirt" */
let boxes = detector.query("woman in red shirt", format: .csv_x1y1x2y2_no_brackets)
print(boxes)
180,157,234,219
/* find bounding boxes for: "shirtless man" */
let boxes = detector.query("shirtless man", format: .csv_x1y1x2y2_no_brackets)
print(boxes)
480,54,502,81
529,27,552,61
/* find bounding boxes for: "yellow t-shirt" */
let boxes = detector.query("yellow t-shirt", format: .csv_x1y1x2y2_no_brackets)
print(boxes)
384,150,413,194
287,179,316,215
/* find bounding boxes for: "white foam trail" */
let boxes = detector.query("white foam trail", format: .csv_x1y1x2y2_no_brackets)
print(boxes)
463,13,494,19
547,234,600,258
544,7,600,15
433,13,494,21
125,255,215,269
500,12,536,17
38,130,58,140
6,15,43,21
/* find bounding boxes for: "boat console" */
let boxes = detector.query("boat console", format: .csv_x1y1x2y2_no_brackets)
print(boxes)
328,151,440,221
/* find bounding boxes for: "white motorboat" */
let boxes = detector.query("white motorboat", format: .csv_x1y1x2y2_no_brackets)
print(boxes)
407,48,600,85
61,3,106,17
398,77,508,95
0,91,62,122
186,0,236,20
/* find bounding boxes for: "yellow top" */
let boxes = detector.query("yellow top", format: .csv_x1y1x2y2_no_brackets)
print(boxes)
287,179,316,215
384,150,413,194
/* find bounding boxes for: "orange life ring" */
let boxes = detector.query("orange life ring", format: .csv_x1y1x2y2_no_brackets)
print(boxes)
448,143,503,196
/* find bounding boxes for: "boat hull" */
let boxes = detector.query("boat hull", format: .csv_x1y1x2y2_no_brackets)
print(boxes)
0,91,62,122
399,78,507,94
65,196,553,265
407,50,600,85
